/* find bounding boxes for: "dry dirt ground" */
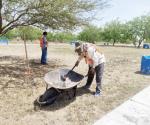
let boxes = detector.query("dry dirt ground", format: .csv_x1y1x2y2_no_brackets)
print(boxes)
0,43,149,125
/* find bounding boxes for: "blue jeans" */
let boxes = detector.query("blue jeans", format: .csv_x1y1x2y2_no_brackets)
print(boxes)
86,63,104,93
41,47,47,64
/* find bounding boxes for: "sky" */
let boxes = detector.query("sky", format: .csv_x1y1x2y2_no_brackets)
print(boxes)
92,0,150,27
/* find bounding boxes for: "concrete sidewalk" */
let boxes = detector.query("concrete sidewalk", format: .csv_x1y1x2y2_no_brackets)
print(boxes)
94,86,150,125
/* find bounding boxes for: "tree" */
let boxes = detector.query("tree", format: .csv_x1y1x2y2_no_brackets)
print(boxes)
118,23,133,44
52,32,76,42
18,26,42,41
18,27,31,74
0,0,108,35
102,20,123,46
127,15,150,47
78,25,101,43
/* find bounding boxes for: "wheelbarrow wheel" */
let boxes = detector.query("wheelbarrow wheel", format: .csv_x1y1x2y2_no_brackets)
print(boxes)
36,87,60,106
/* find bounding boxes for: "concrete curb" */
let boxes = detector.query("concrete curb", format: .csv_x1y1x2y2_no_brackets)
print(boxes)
93,86,150,125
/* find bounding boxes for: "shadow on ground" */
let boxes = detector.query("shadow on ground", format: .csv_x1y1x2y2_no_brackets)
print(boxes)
135,71,150,76
33,86,94,111
0,56,94,111
0,56,65,91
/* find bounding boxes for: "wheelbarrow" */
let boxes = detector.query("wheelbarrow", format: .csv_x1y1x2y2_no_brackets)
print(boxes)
35,68,84,106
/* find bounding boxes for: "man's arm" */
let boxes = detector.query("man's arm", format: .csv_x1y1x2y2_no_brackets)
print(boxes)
75,54,84,66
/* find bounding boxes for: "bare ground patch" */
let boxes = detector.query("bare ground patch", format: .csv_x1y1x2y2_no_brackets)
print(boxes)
0,44,149,125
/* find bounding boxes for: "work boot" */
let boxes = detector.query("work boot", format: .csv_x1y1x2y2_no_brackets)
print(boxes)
94,86,101,97
82,85,90,89
94,91,101,97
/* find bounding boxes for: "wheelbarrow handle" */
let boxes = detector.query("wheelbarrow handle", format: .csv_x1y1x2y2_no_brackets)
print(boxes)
65,64,76,76
71,64,76,71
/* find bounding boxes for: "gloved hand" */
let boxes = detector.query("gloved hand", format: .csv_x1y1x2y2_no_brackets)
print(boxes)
75,61,79,67
90,67,95,74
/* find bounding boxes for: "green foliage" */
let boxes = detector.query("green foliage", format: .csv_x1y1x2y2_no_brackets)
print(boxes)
118,24,133,44
47,33,54,41
46,32,77,42
77,15,150,46
53,32,77,42
3,26,77,42
126,15,150,47
101,20,123,45
4,29,19,39
78,26,101,43
1,0,108,34
18,26,42,41
101,19,143,45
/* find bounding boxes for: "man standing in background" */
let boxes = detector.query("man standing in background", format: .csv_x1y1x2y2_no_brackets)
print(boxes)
40,32,48,64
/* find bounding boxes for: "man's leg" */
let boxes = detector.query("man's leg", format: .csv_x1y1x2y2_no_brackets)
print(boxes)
43,47,47,64
84,66,95,88
41,47,47,64
95,63,104,94
41,48,44,64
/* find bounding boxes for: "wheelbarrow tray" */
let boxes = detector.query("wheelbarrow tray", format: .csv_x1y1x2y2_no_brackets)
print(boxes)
44,69,84,89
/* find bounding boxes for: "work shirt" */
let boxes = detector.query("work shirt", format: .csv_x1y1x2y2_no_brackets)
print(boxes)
77,43,105,68
42,35,47,48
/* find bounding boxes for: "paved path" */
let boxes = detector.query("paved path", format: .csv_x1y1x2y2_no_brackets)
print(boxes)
94,86,150,125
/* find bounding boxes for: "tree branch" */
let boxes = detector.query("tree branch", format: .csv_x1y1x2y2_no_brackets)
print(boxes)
2,12,28,31
2,21,36,35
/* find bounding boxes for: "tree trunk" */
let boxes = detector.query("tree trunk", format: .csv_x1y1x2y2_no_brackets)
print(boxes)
113,39,116,46
23,35,29,70
138,30,146,48
137,39,143,48
0,0,2,34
